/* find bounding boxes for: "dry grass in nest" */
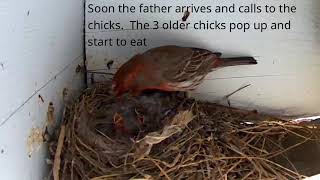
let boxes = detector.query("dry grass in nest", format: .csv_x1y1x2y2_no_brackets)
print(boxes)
47,82,320,180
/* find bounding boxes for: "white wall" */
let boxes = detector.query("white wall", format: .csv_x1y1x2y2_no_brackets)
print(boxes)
0,0,84,179
86,0,320,118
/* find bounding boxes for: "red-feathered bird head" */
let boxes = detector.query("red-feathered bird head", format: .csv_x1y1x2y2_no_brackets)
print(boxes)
112,54,144,97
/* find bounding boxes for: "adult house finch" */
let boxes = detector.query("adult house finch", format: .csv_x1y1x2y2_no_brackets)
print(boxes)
112,45,257,97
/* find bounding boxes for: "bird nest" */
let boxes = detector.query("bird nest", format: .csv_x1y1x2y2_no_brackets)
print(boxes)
47,82,320,180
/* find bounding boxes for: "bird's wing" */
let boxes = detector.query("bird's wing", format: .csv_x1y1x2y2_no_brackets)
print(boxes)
191,47,222,57
158,46,219,83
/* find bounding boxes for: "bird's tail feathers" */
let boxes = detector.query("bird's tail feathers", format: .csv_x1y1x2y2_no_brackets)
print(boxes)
219,57,257,67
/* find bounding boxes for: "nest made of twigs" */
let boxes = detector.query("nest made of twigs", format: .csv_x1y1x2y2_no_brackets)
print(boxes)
47,82,320,180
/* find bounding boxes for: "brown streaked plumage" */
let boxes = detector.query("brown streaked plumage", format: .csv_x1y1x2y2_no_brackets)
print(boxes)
112,45,257,96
